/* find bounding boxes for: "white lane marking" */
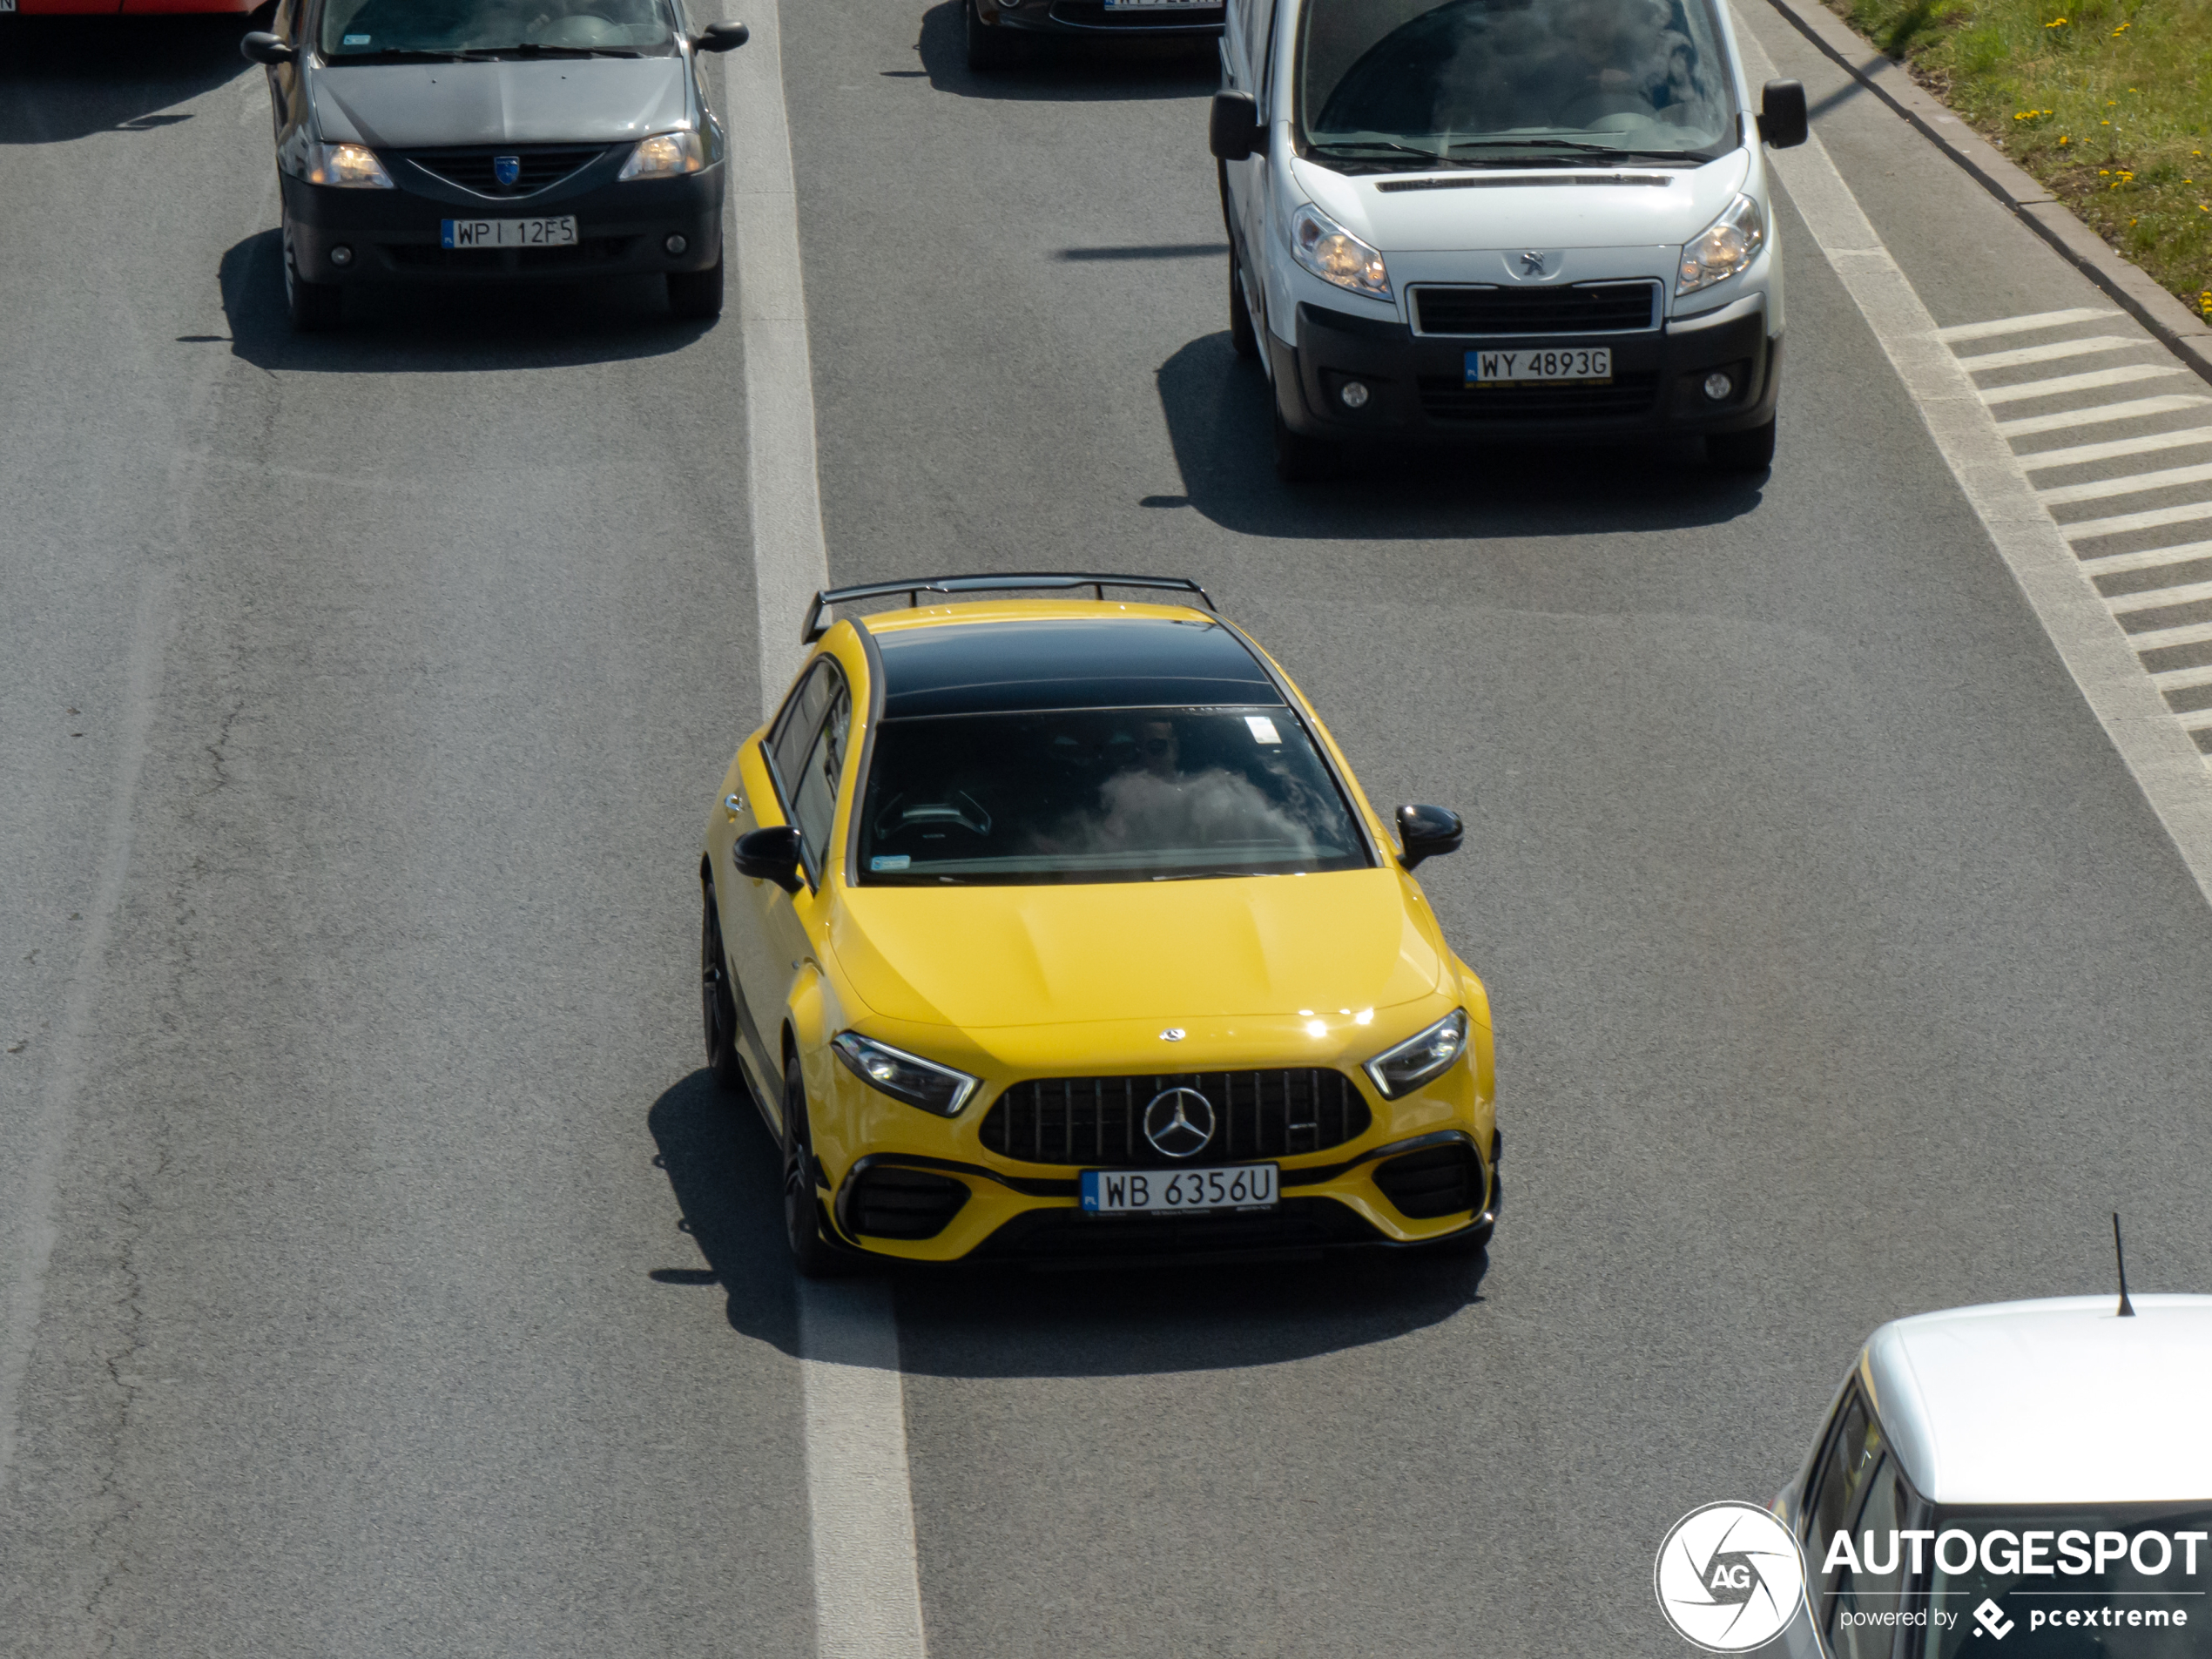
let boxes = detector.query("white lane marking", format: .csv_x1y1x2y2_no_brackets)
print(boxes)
722,20,929,1659
799,1284,929,1659
1937,307,2122,341
2152,664,2212,691
728,0,833,705
2037,462,2212,506
2063,501,2212,542
1732,11,2212,873
2081,539,2212,575
1999,395,2212,437
1954,335,2155,372
0,570,174,1493
2118,617,2212,651
1979,364,2194,405
2020,428,2212,470
2108,579,2212,614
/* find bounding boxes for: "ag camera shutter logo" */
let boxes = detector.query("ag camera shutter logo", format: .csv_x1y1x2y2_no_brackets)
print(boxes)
1655,1501,1807,1651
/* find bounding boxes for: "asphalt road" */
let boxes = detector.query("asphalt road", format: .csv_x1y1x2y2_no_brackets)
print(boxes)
5,6,2212,1656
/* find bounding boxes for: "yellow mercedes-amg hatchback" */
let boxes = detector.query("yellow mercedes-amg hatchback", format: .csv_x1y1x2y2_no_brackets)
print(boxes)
698,574,1498,1273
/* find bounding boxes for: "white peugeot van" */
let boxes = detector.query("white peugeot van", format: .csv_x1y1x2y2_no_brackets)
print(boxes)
1209,0,1807,479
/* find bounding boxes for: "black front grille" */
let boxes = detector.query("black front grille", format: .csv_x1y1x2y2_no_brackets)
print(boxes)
979,1197,1379,1260
846,1166,969,1240
403,145,609,198
1413,280,1659,336
1419,371,1659,421
1372,1143,1482,1218
981,1069,1369,1168
381,237,636,272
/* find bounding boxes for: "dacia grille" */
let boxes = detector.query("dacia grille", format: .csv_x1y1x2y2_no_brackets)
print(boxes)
403,145,609,198
1412,280,1661,336
981,1069,1370,1168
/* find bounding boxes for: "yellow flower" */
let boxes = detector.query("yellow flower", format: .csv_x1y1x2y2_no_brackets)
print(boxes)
2044,14,2066,24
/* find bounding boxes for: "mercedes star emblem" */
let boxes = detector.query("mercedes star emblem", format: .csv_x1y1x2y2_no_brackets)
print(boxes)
1143,1087,1216,1158
1159,1028,1185,1042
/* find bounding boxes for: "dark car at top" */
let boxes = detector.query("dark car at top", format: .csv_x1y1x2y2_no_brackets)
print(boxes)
242,0,748,330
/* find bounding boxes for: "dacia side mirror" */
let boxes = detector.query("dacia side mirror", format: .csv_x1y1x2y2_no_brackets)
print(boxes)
734,825,804,894
1758,79,1808,149
1396,804,1464,872
695,20,750,51
1209,91,1265,163
240,30,298,64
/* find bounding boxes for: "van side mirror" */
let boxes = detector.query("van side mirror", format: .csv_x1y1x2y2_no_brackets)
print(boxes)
1758,79,1808,149
734,825,804,893
1396,804,1464,872
695,20,750,50
1209,91,1265,162
240,30,298,64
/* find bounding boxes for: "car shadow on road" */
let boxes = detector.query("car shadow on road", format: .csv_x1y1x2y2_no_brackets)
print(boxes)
1158,332,1772,539
217,227,714,371
0,15,259,145
912,0,1218,102
648,1068,1488,1378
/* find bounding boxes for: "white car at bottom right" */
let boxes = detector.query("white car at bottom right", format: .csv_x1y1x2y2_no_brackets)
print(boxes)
1777,1293,2212,1658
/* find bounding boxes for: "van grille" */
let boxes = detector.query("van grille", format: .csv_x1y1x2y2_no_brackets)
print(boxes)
1413,280,1660,336
981,1069,1369,1167
403,145,609,198
1419,371,1658,420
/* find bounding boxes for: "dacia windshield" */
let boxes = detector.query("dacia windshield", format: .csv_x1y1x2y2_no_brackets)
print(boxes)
1298,0,1738,169
319,0,679,58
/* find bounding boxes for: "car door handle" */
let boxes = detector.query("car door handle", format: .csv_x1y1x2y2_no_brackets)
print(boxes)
725,793,743,817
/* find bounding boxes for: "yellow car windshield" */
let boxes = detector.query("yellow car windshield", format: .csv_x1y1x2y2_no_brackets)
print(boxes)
855,706,1372,886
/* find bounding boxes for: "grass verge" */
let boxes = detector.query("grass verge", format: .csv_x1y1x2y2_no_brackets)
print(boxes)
1820,0,2212,319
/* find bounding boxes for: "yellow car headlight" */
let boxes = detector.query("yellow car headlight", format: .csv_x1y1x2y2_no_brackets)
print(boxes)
1362,1009,1467,1099
832,1031,979,1116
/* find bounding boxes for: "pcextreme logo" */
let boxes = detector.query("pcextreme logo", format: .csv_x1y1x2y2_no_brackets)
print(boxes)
1655,1501,1808,1652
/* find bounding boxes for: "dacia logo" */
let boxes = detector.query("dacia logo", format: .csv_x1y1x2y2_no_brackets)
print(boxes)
494,154,523,188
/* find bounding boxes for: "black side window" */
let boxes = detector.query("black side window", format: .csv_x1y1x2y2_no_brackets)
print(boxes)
1828,1457,1908,1656
789,678,852,878
1804,1390,1886,1607
768,660,839,802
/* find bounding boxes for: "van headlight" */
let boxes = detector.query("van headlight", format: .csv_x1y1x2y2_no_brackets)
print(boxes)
302,141,394,188
832,1031,980,1116
1362,1009,1467,1099
619,129,707,180
1677,193,1764,293
1290,203,1391,301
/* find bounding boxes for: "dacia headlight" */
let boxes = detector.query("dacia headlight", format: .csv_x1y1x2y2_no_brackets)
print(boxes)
832,1031,980,1116
1291,203,1391,301
619,129,706,181
1677,192,1764,294
303,141,394,189
1362,1009,1468,1099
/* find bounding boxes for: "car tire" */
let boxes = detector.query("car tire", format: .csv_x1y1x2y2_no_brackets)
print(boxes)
782,1056,857,1279
1272,405,1336,483
667,257,725,321
284,239,343,334
700,893,749,1099
1707,414,1777,472
1228,248,1259,361
965,0,1023,71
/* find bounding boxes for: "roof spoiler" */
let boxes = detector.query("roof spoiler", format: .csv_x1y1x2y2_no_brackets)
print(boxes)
799,573,1217,644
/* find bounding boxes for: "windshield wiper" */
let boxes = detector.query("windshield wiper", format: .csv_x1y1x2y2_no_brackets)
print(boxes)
1307,139,1460,166
328,46,470,61
459,42,644,57
1446,137,1703,163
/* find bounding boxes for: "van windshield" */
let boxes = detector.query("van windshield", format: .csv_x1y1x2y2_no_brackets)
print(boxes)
1298,0,1736,166
319,0,678,57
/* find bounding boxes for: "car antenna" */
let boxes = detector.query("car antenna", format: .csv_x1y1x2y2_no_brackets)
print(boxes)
2112,1212,2136,1318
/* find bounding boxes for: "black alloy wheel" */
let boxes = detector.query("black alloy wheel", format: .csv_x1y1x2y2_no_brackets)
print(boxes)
283,232,343,334
782,1057,856,1278
700,893,747,1097
1228,247,1259,361
667,257,725,321
964,0,1023,71
1707,415,1777,472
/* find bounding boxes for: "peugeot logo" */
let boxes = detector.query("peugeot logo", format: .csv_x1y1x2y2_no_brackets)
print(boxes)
494,154,523,188
1143,1087,1215,1159
1518,250,1549,276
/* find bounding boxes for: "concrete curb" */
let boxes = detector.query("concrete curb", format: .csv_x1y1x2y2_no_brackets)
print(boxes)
1756,0,2212,385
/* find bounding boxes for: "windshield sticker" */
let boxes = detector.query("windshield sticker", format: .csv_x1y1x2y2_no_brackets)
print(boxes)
1244,715,1282,745
870,855,911,872
342,32,369,41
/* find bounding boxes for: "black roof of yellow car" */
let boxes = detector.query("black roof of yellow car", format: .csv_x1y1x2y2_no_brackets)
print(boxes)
873,615,1281,719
